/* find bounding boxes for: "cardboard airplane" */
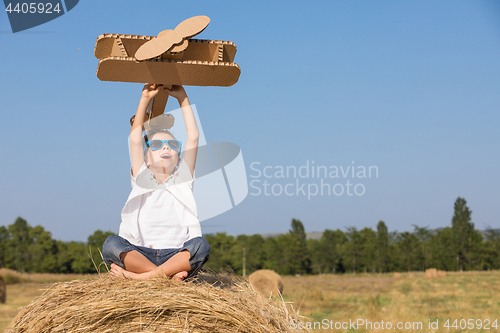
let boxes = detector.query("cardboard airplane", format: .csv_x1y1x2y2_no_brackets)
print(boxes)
94,16,240,121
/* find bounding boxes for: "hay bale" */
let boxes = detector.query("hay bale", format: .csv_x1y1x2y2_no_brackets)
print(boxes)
6,272,307,333
407,273,415,278
425,268,438,279
248,269,284,297
393,272,401,278
0,268,24,284
437,270,446,278
0,276,5,303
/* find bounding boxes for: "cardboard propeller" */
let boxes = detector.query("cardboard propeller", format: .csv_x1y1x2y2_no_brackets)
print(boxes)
94,15,240,121
135,16,211,61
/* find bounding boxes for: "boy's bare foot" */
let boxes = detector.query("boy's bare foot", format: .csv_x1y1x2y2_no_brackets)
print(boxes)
110,264,189,281
110,263,141,279
172,271,188,281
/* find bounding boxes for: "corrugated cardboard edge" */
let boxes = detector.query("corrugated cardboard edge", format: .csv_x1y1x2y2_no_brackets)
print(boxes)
95,36,240,87
94,35,237,62
96,58,241,87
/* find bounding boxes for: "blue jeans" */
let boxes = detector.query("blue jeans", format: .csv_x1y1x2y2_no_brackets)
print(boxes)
102,235,210,278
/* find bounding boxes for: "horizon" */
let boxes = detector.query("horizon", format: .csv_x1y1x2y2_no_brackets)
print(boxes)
5,212,498,244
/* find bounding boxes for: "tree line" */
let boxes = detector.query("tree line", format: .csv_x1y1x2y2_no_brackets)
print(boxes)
205,197,500,275
0,197,498,275
0,219,113,273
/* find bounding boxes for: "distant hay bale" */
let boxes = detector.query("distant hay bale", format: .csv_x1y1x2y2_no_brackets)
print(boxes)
6,271,307,333
425,268,438,279
249,270,284,297
0,276,5,303
393,272,401,278
407,273,415,278
437,270,446,278
0,268,24,284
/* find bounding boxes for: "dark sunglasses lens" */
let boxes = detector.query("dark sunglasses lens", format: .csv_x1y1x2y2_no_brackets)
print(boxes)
149,140,163,150
168,140,180,150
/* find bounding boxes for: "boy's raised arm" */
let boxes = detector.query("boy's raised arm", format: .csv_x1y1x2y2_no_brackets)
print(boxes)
130,84,162,178
164,85,199,176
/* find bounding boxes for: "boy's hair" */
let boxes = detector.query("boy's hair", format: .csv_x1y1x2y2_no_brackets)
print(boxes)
143,129,175,144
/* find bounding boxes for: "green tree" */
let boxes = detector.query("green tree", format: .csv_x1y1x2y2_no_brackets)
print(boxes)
70,241,95,273
451,197,475,271
344,227,362,273
28,225,58,272
8,217,31,272
87,230,115,272
482,227,500,270
412,225,432,271
467,229,486,270
321,229,347,274
230,234,265,275
308,229,347,275
0,226,11,268
55,240,73,273
398,232,419,272
263,233,302,275
386,231,401,272
56,240,96,274
376,221,389,273
307,239,323,274
204,233,236,271
262,236,280,271
359,227,377,273
290,219,306,243
429,227,456,271
289,219,310,274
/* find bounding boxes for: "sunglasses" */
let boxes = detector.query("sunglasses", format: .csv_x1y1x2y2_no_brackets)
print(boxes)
146,139,182,151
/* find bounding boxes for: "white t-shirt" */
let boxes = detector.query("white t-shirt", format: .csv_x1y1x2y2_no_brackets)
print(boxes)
137,188,189,249
119,160,202,248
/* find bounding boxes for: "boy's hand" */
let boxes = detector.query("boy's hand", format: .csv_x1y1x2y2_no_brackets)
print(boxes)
142,83,162,99
164,85,188,102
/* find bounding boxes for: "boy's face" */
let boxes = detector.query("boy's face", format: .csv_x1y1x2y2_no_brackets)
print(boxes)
146,132,180,175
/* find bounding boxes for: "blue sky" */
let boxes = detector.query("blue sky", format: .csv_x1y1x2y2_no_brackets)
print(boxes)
1,0,499,242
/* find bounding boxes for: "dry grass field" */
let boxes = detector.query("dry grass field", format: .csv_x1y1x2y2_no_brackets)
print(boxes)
1,269,499,332
281,271,500,332
0,269,88,331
